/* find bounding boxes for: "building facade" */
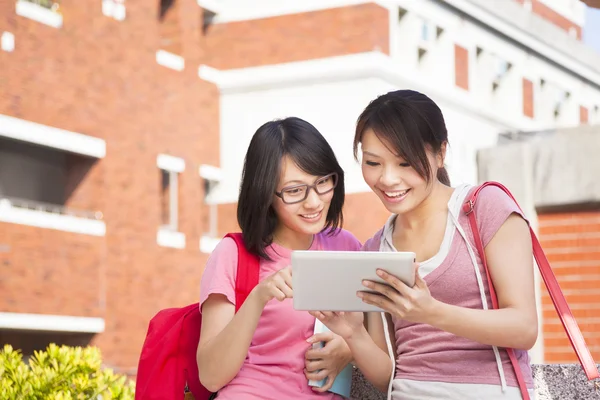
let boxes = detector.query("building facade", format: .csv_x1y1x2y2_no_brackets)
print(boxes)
0,0,598,374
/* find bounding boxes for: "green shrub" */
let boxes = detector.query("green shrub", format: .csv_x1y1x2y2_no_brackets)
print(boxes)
0,344,135,400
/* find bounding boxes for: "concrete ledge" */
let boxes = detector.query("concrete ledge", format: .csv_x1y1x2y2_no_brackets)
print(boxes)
350,364,600,399
478,125,600,209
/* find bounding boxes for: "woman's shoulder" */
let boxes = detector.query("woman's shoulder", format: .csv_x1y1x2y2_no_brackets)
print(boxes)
319,228,362,251
360,228,385,251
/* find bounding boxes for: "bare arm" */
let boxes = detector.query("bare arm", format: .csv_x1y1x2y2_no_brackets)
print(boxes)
196,291,266,392
197,266,293,392
427,214,538,349
345,315,394,393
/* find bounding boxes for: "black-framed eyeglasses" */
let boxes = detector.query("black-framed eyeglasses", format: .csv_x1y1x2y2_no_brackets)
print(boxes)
275,173,338,205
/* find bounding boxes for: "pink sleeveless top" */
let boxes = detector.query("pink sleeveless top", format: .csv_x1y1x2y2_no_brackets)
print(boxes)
362,185,534,389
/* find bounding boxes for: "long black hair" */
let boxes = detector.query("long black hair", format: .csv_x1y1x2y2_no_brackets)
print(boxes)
237,117,345,260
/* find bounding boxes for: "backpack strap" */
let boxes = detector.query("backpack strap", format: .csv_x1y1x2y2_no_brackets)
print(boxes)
225,233,261,312
463,181,599,399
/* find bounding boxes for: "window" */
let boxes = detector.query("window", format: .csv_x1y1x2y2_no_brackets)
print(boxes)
156,154,185,249
21,0,59,11
199,164,222,253
1,32,14,52
552,88,570,118
102,0,125,21
15,0,62,28
416,18,443,63
492,57,511,91
156,0,184,71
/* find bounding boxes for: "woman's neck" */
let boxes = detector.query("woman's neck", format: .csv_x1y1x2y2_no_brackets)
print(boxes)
272,225,314,251
395,182,454,232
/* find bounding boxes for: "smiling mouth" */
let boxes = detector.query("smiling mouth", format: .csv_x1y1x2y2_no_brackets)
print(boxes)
383,189,410,198
300,210,322,220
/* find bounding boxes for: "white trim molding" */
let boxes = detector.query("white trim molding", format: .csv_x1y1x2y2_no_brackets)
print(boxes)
199,52,541,132
0,199,106,236
157,154,185,173
0,312,105,333
200,235,220,253
15,0,63,28
199,164,223,182
1,32,15,52
212,0,393,24
197,0,222,14
0,114,106,158
156,50,185,72
157,228,186,249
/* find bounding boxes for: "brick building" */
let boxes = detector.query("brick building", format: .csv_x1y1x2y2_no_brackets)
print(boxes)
0,0,598,375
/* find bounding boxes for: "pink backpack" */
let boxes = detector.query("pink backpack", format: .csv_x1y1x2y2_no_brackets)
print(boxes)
135,233,260,400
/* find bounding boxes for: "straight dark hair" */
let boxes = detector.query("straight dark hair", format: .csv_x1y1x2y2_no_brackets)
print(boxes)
237,117,345,260
354,90,451,186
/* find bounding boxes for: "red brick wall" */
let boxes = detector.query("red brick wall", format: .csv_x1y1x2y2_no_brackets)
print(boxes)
523,78,535,118
0,0,219,371
203,3,390,70
454,45,469,91
538,211,600,363
514,0,582,39
580,106,589,124
0,224,104,317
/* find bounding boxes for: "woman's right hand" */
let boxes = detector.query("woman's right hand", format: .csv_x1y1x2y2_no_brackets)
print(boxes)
309,311,364,340
251,265,293,306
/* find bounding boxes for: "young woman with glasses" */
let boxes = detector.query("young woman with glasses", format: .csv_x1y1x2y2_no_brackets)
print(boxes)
196,117,362,399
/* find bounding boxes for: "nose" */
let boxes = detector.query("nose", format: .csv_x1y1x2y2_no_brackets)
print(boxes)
380,165,402,187
303,187,321,209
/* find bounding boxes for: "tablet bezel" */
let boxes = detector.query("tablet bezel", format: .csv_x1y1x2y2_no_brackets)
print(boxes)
291,250,416,312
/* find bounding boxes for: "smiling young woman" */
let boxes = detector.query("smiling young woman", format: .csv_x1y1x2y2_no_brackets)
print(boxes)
312,90,538,400
196,117,362,399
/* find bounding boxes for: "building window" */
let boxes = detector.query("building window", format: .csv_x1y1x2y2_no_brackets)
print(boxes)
15,0,62,28
156,154,185,249
199,165,222,253
492,57,511,91
417,18,442,63
102,0,125,21
156,0,185,71
21,0,59,11
552,88,570,119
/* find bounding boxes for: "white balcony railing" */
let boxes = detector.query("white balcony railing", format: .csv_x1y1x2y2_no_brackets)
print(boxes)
0,197,105,236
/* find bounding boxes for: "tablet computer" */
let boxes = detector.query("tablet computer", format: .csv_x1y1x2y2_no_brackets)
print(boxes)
291,250,416,312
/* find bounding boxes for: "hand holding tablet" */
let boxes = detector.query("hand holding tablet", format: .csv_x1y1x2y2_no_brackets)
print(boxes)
291,251,416,312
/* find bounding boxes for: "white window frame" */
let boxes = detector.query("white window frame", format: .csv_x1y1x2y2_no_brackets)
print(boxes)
157,154,185,249
102,0,126,21
199,164,222,253
15,0,63,28
1,32,15,52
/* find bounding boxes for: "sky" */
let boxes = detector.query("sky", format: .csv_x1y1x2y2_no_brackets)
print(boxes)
584,6,600,54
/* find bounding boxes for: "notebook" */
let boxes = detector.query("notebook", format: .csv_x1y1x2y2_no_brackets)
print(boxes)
307,319,353,398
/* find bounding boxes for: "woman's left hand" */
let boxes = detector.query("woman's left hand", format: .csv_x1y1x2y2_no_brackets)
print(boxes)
304,331,353,392
358,264,439,324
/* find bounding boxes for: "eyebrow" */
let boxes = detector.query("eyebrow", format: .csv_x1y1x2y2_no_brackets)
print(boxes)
281,180,306,187
362,150,381,158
